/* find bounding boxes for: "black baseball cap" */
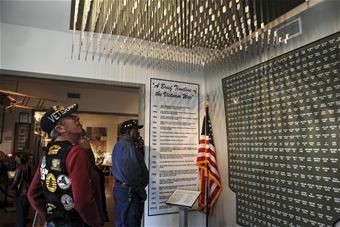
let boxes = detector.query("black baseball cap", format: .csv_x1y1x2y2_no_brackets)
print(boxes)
40,103,78,134
120,120,143,134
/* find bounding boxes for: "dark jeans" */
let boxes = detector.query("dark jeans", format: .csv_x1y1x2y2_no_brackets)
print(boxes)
46,217,85,227
15,195,28,227
47,222,71,227
113,184,144,227
47,221,85,227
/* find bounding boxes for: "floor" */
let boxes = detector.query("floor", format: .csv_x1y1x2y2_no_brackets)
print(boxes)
0,176,116,227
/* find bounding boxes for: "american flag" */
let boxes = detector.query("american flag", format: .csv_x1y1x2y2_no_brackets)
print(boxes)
196,106,222,213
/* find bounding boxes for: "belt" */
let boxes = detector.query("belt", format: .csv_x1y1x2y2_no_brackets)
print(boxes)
115,181,145,203
116,180,130,188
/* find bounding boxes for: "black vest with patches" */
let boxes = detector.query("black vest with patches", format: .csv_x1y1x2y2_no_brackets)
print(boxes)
40,141,83,225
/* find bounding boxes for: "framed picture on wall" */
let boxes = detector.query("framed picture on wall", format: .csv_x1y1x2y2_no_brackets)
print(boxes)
86,126,107,156
19,112,30,123
13,123,30,153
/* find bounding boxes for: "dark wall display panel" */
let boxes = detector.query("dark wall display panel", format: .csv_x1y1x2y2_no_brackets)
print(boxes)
13,123,30,153
222,32,339,227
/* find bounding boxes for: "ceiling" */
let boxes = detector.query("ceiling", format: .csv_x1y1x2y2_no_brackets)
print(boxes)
71,0,304,50
1,0,312,72
0,1,304,39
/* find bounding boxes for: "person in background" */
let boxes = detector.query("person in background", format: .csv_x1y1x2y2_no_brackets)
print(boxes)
10,152,31,227
79,129,109,224
0,152,8,178
112,119,149,227
28,104,102,227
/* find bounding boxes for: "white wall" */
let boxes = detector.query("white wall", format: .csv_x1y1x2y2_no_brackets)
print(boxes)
0,0,2,69
0,22,2,69
2,1,339,226
204,1,340,227
0,16,206,227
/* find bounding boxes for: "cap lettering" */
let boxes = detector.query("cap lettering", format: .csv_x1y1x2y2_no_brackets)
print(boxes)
47,115,57,123
48,111,63,122
60,104,76,115
46,104,77,123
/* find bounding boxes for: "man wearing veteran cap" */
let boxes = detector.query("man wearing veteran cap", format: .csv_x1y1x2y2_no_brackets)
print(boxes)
28,104,102,227
112,119,149,227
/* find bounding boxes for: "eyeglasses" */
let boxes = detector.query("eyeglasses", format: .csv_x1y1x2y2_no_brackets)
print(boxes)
64,115,79,121
56,115,79,127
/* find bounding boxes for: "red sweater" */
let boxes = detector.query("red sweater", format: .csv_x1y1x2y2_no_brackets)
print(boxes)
28,145,101,226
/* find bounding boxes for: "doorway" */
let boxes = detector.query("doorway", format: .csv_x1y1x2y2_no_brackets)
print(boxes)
0,74,145,227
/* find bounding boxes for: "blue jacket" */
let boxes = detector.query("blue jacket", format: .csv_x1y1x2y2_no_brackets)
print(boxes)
111,135,149,199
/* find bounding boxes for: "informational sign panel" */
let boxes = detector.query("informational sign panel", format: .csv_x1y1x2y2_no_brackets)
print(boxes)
222,32,340,227
166,189,200,208
148,78,199,216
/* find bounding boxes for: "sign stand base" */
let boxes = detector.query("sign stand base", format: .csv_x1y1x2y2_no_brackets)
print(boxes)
179,207,189,227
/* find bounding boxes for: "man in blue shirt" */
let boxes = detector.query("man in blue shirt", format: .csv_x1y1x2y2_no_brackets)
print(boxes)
112,120,149,227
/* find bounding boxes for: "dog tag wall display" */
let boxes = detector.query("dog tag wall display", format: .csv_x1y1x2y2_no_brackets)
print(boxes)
222,32,340,227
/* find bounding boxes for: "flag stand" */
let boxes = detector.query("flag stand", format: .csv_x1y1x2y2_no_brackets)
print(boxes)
205,165,209,227
204,96,209,227
196,95,222,227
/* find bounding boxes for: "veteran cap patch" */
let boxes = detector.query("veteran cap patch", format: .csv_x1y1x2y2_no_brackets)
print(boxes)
40,103,78,134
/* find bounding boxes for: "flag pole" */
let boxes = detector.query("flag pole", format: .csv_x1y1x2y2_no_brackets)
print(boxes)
205,95,209,227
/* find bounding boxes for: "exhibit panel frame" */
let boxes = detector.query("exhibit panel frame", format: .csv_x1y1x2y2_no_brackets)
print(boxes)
222,32,340,227
148,78,200,216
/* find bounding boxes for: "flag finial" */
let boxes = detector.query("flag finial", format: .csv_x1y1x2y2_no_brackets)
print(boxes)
205,95,209,106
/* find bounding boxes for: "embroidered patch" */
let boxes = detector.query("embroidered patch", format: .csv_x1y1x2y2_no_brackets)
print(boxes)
41,156,46,168
46,203,56,214
40,167,49,181
40,156,48,180
61,194,74,210
51,159,61,171
48,145,62,155
57,175,71,190
46,173,57,192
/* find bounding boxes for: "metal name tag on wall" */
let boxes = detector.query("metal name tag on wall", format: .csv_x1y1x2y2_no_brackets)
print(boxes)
222,32,340,227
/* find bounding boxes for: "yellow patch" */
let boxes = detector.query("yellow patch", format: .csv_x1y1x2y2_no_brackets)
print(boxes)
48,145,61,155
46,173,57,192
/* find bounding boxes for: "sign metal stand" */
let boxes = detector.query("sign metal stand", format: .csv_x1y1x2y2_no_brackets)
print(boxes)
165,189,201,227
